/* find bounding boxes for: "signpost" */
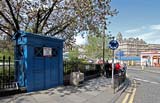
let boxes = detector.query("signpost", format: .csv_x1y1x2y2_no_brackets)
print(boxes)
108,40,119,92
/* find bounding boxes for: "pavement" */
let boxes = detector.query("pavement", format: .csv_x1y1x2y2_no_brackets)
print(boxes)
0,77,128,103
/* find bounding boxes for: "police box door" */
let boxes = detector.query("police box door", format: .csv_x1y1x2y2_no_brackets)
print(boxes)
33,47,59,90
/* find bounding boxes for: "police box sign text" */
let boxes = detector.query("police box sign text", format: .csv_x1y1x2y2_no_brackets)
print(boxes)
43,47,52,57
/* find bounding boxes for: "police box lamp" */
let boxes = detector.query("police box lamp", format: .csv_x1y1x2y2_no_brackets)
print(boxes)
108,40,119,50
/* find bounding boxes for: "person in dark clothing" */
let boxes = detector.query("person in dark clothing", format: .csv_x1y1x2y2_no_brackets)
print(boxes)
109,63,112,77
122,63,127,78
105,60,111,78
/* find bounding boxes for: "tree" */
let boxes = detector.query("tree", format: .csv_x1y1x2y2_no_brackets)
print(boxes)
84,35,111,60
0,38,14,58
68,47,79,61
0,0,118,45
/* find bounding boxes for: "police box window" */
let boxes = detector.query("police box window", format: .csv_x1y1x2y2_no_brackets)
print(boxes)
52,48,58,57
34,47,43,57
34,47,57,57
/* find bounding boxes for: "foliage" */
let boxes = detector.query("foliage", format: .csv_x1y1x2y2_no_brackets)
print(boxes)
63,61,101,78
0,0,118,46
0,50,14,60
67,48,87,63
0,40,14,59
68,47,79,61
84,34,111,60
64,47,88,74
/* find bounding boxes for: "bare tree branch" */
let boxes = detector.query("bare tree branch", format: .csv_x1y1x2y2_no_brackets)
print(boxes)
35,9,40,33
24,19,31,31
52,23,70,36
16,0,23,21
39,0,58,32
5,0,20,30
44,20,69,34
0,24,10,30
0,27,12,37
0,11,16,32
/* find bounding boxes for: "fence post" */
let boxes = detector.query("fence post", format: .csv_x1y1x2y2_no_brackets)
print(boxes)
3,56,5,89
9,56,11,88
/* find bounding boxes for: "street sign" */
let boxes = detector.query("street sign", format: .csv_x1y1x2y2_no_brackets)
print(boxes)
116,50,124,58
109,40,119,50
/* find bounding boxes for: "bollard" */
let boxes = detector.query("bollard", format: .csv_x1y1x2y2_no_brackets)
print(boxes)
141,65,144,70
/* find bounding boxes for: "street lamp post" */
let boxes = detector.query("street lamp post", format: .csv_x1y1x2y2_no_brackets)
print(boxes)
103,34,105,64
102,33,105,77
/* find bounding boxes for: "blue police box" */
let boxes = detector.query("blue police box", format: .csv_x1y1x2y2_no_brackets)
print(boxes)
13,31,64,92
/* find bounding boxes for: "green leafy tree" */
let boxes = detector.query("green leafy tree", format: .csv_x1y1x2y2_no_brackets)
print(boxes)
68,47,79,61
84,35,111,60
0,36,14,58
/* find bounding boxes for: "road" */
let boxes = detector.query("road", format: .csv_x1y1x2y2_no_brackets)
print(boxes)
119,67,160,103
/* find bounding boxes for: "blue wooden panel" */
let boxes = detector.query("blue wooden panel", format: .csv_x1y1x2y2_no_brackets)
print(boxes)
45,58,52,88
33,58,45,71
44,57,59,88
33,72,45,90
32,58,45,91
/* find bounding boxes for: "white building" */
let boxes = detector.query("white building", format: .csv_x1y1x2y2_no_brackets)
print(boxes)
141,52,160,67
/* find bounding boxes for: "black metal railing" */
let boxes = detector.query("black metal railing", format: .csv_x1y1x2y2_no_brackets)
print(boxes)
113,70,126,92
63,61,102,85
63,61,127,87
0,56,16,90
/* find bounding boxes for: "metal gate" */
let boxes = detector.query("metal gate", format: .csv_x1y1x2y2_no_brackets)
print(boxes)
0,56,18,90
0,56,25,96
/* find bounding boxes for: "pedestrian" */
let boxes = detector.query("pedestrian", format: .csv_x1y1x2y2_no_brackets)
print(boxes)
104,60,111,78
122,63,127,70
145,60,148,67
122,63,127,78
115,62,121,74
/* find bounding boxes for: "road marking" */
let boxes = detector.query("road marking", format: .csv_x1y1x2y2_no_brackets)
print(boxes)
122,93,130,103
134,77,160,85
128,80,136,103
121,81,132,103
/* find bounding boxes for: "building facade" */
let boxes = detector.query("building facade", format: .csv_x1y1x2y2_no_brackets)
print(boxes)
116,32,160,66
116,32,160,57
141,52,160,67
